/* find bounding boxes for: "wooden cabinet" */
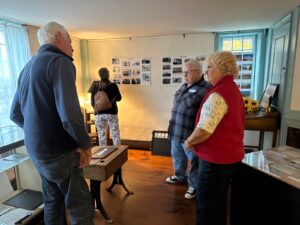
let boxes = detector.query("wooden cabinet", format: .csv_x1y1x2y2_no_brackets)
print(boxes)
245,111,280,150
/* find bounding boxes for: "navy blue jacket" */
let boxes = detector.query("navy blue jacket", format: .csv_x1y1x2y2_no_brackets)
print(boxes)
10,44,91,160
168,77,211,142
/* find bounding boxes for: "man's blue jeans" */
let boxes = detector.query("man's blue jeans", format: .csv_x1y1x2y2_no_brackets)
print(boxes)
171,138,199,188
31,151,94,225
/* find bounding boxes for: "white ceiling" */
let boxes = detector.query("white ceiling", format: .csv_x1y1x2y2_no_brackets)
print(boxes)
0,0,299,39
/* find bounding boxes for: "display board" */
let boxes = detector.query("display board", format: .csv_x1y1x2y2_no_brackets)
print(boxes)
161,56,206,85
111,57,151,85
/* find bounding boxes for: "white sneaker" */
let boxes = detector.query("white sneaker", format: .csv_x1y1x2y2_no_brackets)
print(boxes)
166,175,186,184
185,187,196,199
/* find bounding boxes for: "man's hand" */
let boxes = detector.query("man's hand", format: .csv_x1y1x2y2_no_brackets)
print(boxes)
76,148,92,168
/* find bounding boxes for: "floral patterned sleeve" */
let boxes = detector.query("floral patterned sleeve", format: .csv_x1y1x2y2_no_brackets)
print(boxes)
196,92,228,134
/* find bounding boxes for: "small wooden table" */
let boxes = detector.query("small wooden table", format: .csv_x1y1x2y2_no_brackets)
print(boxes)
83,145,133,223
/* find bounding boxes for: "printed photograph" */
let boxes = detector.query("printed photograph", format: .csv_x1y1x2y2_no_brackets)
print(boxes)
173,67,182,74
162,72,171,77
241,90,251,97
142,65,151,72
163,64,171,70
184,58,193,63
122,69,131,76
112,58,120,64
235,54,242,61
162,78,171,84
122,61,130,67
243,53,254,61
113,74,122,79
173,58,182,65
242,64,252,71
113,79,121,85
113,66,120,73
142,59,150,64
196,56,206,62
122,79,131,84
242,73,252,79
241,82,251,89
132,60,140,66
132,69,141,76
131,78,141,85
162,57,171,63
142,73,150,81
172,77,182,84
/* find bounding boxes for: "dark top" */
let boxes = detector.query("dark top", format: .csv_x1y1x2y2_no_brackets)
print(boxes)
10,44,91,160
90,81,122,115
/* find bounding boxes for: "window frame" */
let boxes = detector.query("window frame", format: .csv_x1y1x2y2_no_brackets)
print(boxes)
215,30,268,100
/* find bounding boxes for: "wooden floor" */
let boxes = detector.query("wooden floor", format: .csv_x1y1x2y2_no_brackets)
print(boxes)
92,149,196,225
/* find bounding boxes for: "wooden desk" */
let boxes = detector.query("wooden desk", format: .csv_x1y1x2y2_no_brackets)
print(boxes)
231,146,300,225
245,111,280,149
83,145,133,223
0,190,43,225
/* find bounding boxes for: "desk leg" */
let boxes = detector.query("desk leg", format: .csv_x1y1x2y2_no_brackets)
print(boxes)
258,131,264,150
272,130,277,147
90,180,113,223
106,168,134,195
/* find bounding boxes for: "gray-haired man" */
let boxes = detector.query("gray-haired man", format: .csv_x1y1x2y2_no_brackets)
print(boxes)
166,59,211,199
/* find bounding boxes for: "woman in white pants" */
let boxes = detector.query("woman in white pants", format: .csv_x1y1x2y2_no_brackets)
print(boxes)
91,67,122,145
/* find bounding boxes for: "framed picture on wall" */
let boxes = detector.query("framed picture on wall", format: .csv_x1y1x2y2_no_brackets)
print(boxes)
260,84,279,110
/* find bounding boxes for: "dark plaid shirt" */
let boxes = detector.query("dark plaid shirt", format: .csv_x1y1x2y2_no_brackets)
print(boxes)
168,77,211,142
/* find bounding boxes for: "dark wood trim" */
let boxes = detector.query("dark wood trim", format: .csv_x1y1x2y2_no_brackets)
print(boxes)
0,140,24,154
107,139,151,150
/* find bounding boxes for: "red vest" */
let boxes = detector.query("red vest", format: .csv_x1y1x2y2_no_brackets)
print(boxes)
194,75,245,164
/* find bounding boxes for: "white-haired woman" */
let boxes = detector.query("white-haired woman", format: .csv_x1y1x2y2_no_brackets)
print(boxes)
184,51,245,225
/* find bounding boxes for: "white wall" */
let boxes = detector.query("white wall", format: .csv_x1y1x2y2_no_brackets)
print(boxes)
72,38,84,97
26,25,39,55
291,18,300,110
85,33,215,141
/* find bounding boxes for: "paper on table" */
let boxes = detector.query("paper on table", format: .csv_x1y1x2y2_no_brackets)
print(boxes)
0,208,31,225
0,172,13,199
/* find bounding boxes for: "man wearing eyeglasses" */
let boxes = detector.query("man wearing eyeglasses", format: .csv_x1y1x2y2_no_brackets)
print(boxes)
166,59,211,199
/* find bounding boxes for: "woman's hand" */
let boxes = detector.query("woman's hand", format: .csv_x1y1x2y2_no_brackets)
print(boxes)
184,140,194,151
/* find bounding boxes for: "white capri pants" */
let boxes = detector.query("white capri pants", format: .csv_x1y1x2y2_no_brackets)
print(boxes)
94,114,121,145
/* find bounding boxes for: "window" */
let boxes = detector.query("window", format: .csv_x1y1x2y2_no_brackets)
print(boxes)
0,21,30,146
216,31,267,100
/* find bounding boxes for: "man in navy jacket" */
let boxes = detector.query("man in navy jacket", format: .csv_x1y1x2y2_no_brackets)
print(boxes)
10,21,94,225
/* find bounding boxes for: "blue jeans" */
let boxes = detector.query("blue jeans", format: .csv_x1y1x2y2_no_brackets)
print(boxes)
171,138,199,188
196,159,240,225
31,151,94,225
